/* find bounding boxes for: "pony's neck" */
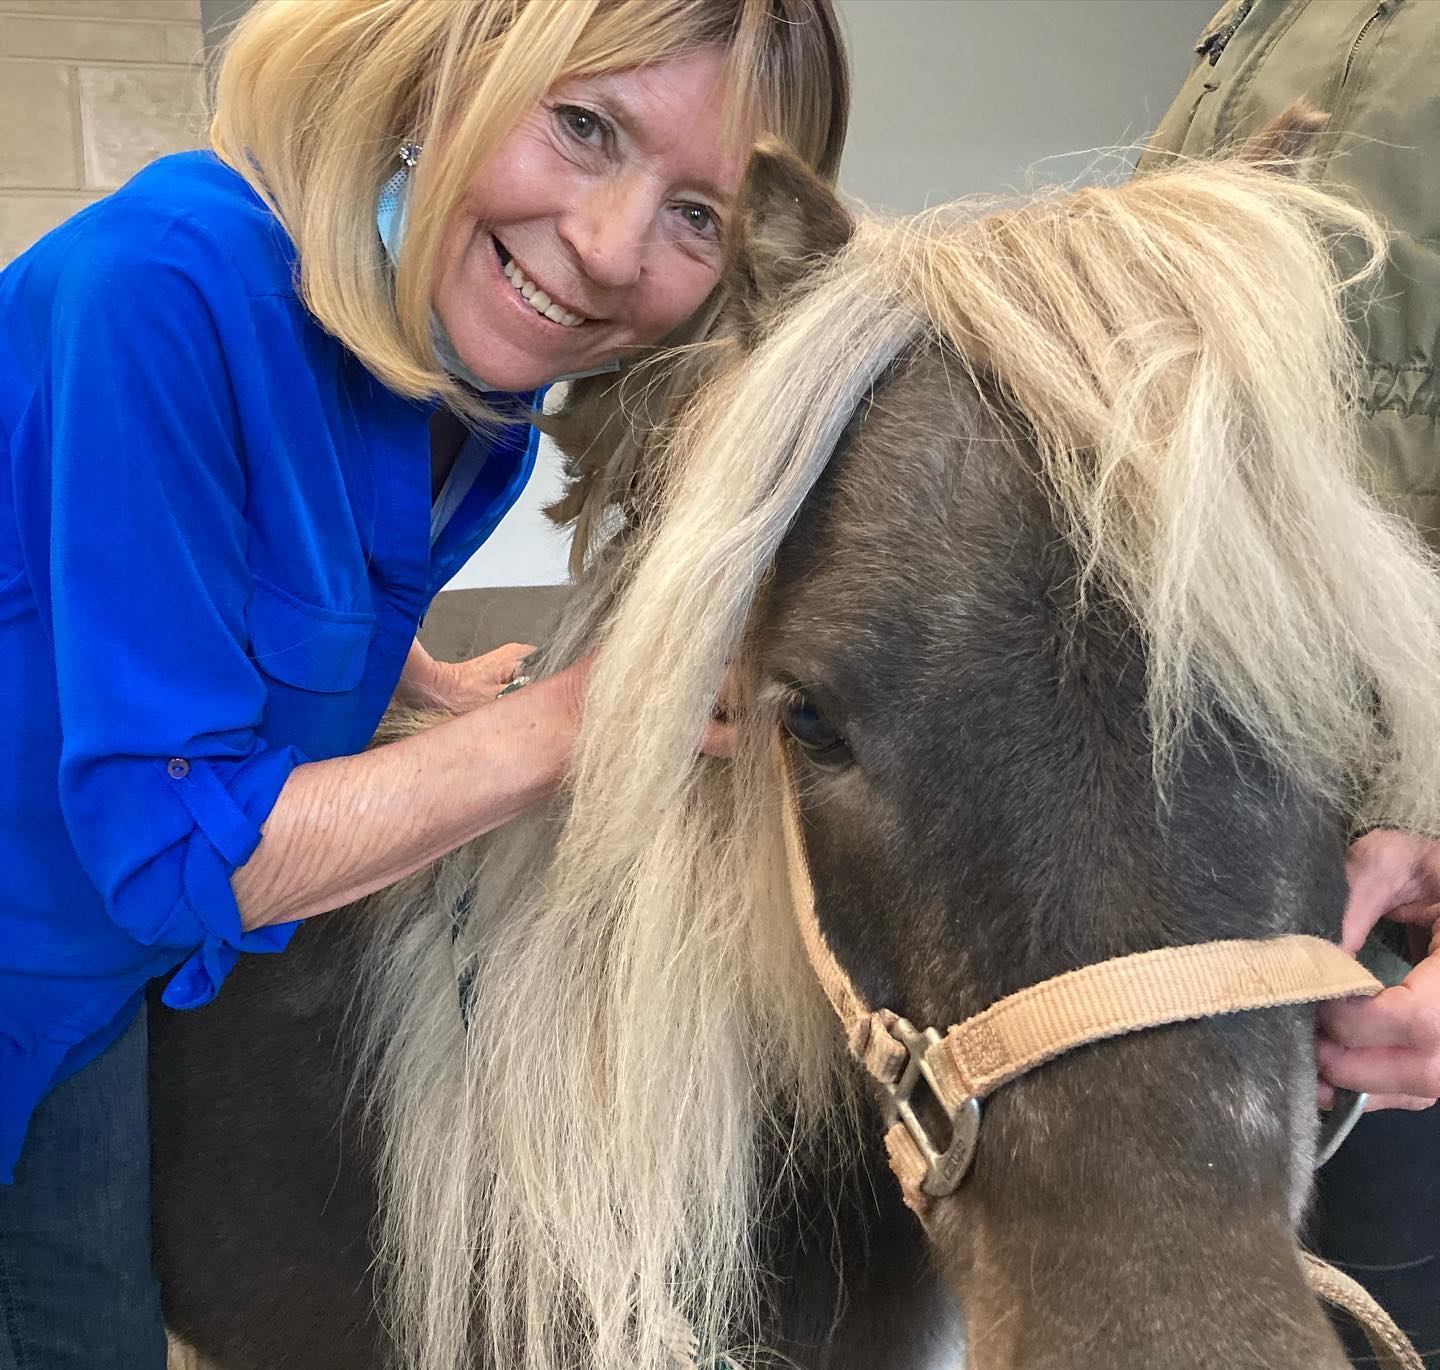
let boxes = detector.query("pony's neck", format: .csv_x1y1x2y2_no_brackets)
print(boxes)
953,1217,1348,1369
933,1083,1347,1370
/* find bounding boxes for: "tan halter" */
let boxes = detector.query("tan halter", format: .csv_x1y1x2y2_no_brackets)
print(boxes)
775,740,1424,1370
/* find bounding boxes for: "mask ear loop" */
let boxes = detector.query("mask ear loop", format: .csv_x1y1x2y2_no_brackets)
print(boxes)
376,141,621,390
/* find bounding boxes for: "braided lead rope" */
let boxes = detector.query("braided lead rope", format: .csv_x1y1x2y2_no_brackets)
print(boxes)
1303,1253,1427,1370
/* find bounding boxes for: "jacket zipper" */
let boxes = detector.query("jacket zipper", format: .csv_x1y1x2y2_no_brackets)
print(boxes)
1342,4,1386,86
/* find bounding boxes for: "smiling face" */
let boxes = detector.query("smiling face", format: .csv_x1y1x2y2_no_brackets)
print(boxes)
433,48,745,391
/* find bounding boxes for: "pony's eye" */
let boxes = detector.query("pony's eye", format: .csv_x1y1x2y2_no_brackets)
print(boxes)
782,690,851,764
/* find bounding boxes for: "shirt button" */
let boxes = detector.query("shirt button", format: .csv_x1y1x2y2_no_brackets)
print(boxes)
166,757,191,779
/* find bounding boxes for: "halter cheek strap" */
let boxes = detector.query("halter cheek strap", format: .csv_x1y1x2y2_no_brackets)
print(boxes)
774,738,1423,1370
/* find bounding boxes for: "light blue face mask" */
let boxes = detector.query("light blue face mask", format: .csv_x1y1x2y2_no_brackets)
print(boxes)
376,158,621,392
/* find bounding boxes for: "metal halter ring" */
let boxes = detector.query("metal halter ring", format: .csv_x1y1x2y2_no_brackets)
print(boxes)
1316,1088,1369,1167
881,1017,984,1197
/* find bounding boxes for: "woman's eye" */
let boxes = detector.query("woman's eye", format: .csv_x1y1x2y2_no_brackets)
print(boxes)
556,104,606,146
782,690,850,764
676,203,718,238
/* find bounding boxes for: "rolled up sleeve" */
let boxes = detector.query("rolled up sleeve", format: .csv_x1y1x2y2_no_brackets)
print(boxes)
17,211,306,1006
69,748,304,1008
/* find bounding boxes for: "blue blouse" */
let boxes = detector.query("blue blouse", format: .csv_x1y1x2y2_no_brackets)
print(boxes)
0,152,541,1181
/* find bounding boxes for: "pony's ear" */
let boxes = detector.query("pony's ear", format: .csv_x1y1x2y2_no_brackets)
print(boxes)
1237,102,1328,173
723,137,854,346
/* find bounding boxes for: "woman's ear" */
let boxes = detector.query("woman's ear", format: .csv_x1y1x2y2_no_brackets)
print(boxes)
723,137,854,346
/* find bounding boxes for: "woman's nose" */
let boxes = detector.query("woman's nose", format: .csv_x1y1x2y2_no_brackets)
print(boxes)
560,176,653,291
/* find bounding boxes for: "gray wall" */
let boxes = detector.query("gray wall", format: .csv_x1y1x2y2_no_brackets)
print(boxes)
200,0,250,53
836,0,1214,209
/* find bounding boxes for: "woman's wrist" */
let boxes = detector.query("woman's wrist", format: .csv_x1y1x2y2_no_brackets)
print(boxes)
394,639,459,711
481,662,587,791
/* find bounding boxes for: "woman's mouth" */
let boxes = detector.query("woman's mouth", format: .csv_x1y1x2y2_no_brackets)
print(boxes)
494,240,588,328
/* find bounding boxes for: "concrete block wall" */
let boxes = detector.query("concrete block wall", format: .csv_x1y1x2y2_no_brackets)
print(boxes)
0,0,205,265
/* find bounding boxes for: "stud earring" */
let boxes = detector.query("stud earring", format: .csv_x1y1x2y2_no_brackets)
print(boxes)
398,141,422,168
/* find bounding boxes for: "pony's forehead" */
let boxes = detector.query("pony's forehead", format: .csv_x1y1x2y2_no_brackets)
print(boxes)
697,157,1434,836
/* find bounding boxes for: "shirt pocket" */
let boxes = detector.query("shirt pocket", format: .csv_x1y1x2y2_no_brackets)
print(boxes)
245,576,376,693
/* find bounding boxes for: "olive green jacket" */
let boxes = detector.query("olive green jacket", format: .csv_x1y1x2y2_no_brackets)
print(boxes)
1137,0,1440,547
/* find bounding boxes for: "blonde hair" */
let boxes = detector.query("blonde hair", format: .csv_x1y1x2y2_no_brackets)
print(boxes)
209,0,848,419
358,158,1440,1370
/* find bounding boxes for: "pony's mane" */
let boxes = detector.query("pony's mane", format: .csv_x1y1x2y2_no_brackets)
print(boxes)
360,160,1440,1370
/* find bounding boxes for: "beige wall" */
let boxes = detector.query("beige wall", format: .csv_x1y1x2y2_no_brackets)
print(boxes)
0,0,205,265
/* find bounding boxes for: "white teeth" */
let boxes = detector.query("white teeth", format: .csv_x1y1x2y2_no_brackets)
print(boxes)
499,250,586,326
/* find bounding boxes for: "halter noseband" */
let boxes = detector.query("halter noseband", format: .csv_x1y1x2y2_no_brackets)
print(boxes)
774,739,1423,1370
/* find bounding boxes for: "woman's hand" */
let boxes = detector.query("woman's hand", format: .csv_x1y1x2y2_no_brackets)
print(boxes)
1316,829,1440,1112
439,642,536,711
396,638,534,714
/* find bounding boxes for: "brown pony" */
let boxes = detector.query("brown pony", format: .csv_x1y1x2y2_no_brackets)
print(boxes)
151,131,1440,1370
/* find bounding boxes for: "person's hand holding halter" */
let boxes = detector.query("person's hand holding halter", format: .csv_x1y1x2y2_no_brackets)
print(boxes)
1317,830,1440,1112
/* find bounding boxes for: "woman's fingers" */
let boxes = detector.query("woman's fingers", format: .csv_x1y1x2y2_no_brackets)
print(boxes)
483,641,537,689
1317,1038,1440,1103
1316,951,1440,1103
1315,1079,1434,1114
699,664,740,757
1341,830,1440,953
436,642,537,711
1319,949,1440,1047
1315,831,1440,1111
701,716,738,758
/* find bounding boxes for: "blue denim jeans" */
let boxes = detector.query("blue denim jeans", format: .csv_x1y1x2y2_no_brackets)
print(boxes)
0,1009,167,1369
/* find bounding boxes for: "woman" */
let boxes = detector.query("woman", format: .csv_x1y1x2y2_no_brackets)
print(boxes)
0,1,848,1365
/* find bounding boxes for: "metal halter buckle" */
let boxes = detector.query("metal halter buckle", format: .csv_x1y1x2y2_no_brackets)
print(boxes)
880,1017,983,1197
